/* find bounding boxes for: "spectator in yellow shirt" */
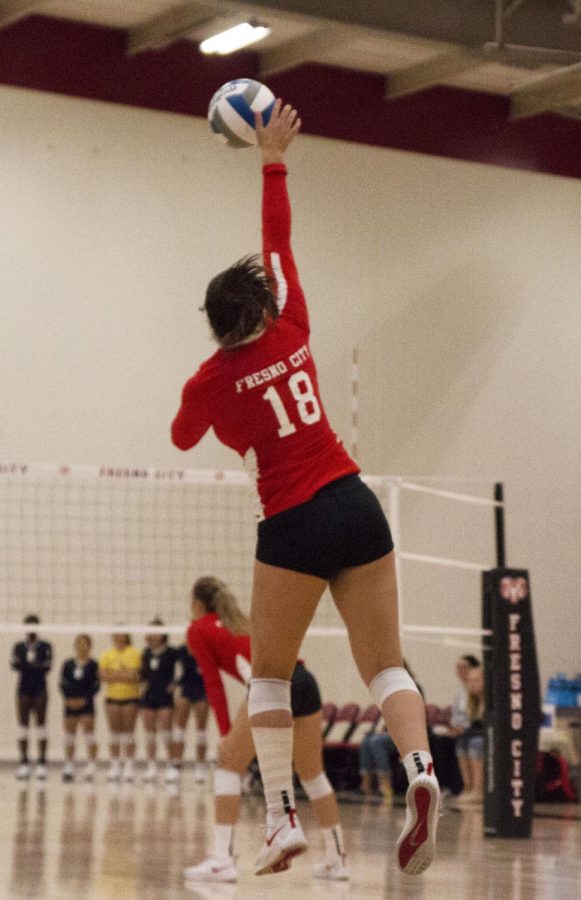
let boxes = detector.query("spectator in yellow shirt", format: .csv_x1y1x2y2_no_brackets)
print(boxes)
99,633,141,782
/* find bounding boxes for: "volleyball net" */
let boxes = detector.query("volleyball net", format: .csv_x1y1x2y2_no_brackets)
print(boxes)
0,463,503,641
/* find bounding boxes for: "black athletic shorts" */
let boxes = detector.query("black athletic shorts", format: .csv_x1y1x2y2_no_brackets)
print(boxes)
256,474,394,580
140,691,174,710
290,662,322,719
64,700,95,718
181,682,207,704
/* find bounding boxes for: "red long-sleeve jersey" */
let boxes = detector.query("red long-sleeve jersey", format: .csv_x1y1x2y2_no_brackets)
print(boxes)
171,163,358,519
186,612,251,736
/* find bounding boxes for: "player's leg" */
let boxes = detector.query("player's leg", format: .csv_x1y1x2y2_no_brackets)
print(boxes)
329,551,440,875
193,700,210,781
62,712,78,781
105,701,123,780
293,710,349,881
80,712,98,780
194,701,209,761
184,702,256,883
249,560,326,875
157,706,173,764
143,706,158,781
32,694,49,779
120,702,139,781
16,694,33,779
167,696,189,782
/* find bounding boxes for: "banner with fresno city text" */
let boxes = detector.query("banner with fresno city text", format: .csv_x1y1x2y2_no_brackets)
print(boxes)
482,569,540,838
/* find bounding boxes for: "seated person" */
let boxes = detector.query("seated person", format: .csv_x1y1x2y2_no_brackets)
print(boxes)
359,726,397,803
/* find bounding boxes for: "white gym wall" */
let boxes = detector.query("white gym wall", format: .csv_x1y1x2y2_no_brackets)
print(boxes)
1,85,580,760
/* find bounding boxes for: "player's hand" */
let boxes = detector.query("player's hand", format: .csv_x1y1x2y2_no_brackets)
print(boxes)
255,99,301,164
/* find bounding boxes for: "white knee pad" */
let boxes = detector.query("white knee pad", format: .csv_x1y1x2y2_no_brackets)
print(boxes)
36,727,48,742
248,678,291,717
146,733,158,750
369,667,420,708
119,733,134,748
301,772,333,801
84,732,97,749
195,730,207,747
64,734,76,749
214,768,241,797
172,726,185,743
17,726,29,741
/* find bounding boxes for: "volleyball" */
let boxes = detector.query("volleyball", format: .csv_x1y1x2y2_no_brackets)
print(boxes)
208,79,276,148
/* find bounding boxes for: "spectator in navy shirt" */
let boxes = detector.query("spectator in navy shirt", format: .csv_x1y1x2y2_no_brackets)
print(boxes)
11,614,53,781
60,635,100,782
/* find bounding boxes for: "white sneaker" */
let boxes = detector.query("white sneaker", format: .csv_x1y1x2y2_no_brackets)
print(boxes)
194,762,206,784
16,763,30,781
143,761,157,783
164,764,180,784
396,774,441,875
35,764,47,781
183,856,238,883
107,760,121,782
254,813,308,876
122,760,135,782
313,857,350,881
83,761,96,782
62,762,75,783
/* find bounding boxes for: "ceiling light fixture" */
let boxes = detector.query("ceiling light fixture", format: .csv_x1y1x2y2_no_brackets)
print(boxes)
200,22,271,55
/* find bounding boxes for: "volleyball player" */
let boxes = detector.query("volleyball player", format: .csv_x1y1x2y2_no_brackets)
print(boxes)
172,101,440,876
60,634,100,781
165,643,209,784
99,633,141,782
140,618,177,782
183,577,348,883
11,614,53,781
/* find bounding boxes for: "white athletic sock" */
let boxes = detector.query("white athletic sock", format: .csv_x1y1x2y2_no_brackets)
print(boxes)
403,750,435,785
322,824,346,862
213,824,234,860
250,726,295,828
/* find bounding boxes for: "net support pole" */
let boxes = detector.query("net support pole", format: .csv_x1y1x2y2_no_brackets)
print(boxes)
389,479,403,627
494,482,506,567
482,568,540,838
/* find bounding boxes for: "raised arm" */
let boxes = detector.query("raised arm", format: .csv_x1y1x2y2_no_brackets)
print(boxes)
256,100,308,331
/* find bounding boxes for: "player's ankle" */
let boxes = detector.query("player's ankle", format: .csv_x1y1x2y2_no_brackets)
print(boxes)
403,750,435,784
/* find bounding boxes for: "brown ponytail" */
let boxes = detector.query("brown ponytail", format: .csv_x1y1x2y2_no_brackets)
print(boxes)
192,576,250,636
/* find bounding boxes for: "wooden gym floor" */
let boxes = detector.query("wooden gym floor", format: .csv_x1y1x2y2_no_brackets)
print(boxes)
1,767,580,900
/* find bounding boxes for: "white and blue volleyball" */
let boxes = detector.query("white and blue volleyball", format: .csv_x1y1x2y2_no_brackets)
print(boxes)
208,79,276,148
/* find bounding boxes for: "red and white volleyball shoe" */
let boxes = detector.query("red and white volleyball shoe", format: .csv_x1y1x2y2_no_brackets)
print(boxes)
313,856,350,881
183,856,238,883
254,812,308,875
396,774,441,875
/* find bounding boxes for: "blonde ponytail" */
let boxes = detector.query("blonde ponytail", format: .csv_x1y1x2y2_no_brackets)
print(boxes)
193,576,250,636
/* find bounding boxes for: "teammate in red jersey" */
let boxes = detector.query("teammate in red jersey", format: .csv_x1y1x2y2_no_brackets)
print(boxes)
172,101,440,876
184,576,348,883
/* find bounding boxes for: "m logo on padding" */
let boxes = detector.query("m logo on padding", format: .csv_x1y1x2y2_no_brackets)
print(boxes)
500,577,529,604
